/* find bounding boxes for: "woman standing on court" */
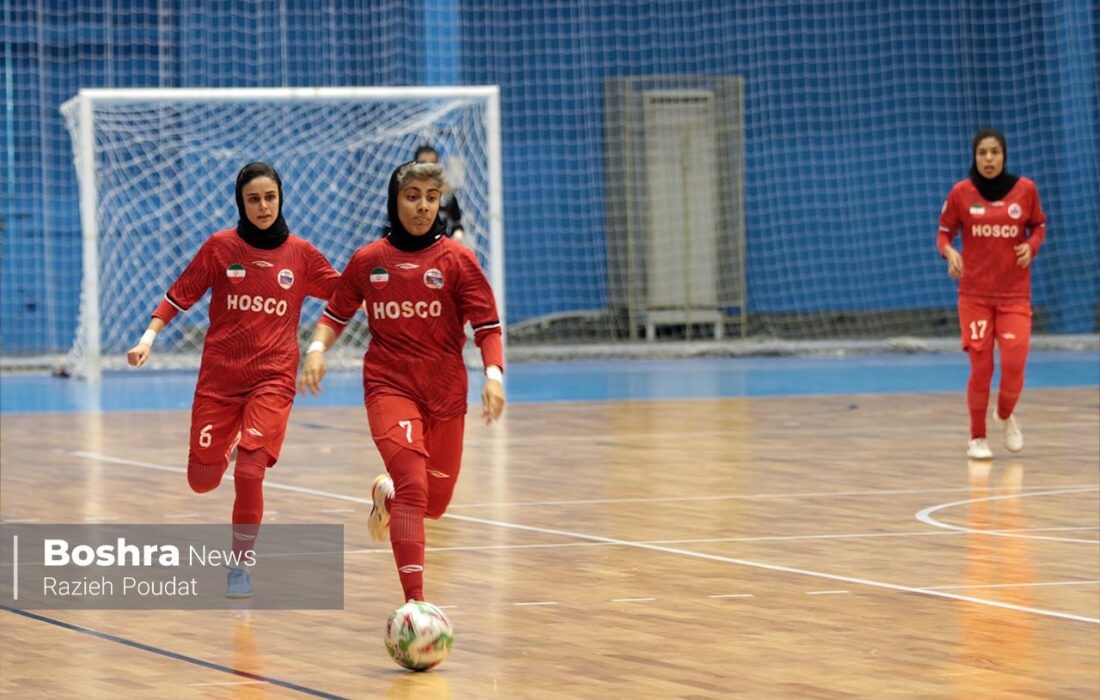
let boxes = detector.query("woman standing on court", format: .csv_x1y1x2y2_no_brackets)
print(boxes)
127,162,340,597
937,128,1047,459
298,160,504,605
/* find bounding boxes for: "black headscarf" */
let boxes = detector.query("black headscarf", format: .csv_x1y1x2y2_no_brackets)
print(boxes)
968,128,1019,203
383,161,447,252
235,162,289,249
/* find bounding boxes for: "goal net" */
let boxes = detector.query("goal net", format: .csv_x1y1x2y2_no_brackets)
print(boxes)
60,87,503,379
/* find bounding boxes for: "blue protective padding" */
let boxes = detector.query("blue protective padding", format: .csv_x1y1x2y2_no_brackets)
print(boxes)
2,351,1096,414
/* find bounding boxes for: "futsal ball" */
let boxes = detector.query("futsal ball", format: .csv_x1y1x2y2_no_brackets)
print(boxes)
384,600,454,671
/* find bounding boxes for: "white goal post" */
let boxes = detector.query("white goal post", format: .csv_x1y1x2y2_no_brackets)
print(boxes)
60,86,504,380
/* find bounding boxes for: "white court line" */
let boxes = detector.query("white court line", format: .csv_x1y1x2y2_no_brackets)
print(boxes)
915,487,1100,544
162,513,201,519
65,452,375,506
320,509,356,514
611,597,655,603
348,525,1092,555
441,512,1100,625
710,594,753,599
513,601,558,607
920,580,1100,591
807,590,849,595
62,449,1100,625
447,484,1099,509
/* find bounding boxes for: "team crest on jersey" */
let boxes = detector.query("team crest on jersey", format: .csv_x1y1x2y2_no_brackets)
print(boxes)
226,263,246,284
395,262,419,270
370,267,389,289
423,268,444,289
277,268,294,289
968,203,985,216
1008,203,1022,219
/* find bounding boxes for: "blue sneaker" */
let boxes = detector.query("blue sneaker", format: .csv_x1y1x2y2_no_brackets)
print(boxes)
227,567,253,598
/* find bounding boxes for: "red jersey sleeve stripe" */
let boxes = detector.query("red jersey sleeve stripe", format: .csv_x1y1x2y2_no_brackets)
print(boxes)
472,321,501,334
164,293,188,312
323,307,351,326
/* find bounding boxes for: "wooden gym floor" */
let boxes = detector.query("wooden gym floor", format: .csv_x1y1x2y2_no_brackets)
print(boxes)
0,360,1097,698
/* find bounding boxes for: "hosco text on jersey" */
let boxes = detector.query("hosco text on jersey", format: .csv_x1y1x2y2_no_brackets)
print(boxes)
970,224,1020,239
226,294,289,316
369,300,444,320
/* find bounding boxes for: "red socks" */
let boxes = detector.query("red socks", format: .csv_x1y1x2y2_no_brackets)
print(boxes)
378,445,429,602
390,503,426,601
231,447,267,563
996,343,1028,420
967,349,995,438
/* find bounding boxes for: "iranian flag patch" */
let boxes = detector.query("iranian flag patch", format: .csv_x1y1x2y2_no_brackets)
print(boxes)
226,263,246,284
370,267,389,289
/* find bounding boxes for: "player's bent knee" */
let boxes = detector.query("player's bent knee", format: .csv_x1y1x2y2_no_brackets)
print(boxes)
187,460,225,493
393,484,428,510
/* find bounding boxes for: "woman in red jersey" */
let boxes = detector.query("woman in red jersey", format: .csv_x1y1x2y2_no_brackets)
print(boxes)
127,162,340,597
299,160,504,605
938,128,1046,460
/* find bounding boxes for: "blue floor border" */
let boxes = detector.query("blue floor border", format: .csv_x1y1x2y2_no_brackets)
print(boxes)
2,351,1097,414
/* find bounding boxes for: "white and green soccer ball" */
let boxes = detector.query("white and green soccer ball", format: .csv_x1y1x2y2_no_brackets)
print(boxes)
384,600,454,671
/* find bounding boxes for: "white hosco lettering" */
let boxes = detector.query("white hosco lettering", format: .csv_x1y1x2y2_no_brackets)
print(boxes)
970,224,1020,239
226,294,288,316
371,299,442,320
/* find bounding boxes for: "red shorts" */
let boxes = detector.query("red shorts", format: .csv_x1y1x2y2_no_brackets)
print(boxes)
366,393,466,517
366,394,431,457
957,297,1032,352
189,390,293,467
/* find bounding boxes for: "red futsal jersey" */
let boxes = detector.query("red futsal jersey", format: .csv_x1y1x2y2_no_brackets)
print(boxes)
320,237,503,419
937,177,1046,301
153,230,339,397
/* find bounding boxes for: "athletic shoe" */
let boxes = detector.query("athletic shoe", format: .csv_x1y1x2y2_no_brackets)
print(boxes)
227,566,253,598
994,413,1023,453
967,438,993,460
369,473,395,542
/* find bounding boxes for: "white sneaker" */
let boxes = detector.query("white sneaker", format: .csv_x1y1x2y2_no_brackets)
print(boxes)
994,413,1023,453
368,474,394,542
967,438,993,460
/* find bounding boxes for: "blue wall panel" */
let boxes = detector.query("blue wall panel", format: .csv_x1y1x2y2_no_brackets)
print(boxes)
2,0,1096,354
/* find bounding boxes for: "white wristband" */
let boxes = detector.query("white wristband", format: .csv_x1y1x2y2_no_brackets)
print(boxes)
307,341,327,355
140,329,157,347
485,365,503,382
